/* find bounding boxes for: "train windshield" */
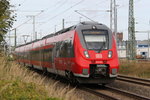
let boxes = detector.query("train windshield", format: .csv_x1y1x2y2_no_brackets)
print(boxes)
83,30,108,50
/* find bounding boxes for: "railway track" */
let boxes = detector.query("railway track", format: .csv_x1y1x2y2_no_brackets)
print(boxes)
81,85,150,100
80,87,118,100
117,74,150,87
29,68,150,100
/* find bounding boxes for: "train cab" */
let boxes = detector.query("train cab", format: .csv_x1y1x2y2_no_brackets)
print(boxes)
72,22,119,84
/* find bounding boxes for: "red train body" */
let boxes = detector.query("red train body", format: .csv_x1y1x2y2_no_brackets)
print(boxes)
14,22,119,84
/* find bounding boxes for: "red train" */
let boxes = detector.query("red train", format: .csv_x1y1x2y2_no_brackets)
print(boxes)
14,21,119,84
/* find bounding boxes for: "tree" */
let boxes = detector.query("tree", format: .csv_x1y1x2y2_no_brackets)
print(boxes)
0,0,15,42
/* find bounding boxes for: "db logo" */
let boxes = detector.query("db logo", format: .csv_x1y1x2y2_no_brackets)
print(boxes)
96,54,102,58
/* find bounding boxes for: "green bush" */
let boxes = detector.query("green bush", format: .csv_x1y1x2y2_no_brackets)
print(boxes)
0,80,59,100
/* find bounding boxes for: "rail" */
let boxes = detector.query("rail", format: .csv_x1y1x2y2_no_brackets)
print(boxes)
117,74,150,87
80,85,150,100
80,87,119,100
106,86,150,100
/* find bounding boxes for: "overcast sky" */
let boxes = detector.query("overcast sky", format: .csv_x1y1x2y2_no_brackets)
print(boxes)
8,0,150,45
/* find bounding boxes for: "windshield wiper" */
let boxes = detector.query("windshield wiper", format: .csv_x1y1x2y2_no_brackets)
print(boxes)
98,42,105,53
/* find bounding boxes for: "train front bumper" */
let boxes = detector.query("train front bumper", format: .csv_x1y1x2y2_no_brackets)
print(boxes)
75,77,116,84
73,64,118,78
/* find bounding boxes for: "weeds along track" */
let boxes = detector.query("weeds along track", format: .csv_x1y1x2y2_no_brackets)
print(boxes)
80,85,150,100
117,74,150,87
27,68,150,100
24,68,117,100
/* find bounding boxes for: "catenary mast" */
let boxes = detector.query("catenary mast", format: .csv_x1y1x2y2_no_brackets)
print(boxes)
127,0,136,60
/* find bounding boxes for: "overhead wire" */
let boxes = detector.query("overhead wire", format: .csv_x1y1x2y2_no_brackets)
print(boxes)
45,0,84,22
38,0,68,18
35,0,85,35
12,10,44,30
75,10,96,22
11,0,146,42
39,0,85,27
116,0,142,33
74,0,110,24
11,0,67,35
117,0,142,9
47,0,68,11
64,0,108,20
16,0,68,28
41,0,109,32
14,0,107,32
16,0,65,18
78,0,109,12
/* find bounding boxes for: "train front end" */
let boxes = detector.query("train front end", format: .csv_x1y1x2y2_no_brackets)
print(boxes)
73,22,119,84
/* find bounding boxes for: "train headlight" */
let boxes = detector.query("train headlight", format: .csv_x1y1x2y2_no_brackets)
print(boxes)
84,51,90,58
108,51,113,58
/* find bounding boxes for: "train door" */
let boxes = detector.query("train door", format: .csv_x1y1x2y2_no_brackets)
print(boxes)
67,40,72,70
28,51,31,67
52,43,57,74
42,49,45,67
41,48,48,72
39,49,42,67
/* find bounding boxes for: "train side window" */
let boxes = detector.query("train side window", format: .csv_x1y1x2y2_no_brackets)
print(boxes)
68,40,72,48
55,40,74,58
59,40,68,57
68,39,74,57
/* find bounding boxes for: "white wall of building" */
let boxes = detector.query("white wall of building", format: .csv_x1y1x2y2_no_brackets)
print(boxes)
117,47,150,58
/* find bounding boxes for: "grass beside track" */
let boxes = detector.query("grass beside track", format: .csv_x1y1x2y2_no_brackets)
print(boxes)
0,53,83,100
119,59,150,79
0,80,58,100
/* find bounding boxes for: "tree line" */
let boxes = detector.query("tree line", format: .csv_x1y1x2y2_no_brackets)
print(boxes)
0,0,15,43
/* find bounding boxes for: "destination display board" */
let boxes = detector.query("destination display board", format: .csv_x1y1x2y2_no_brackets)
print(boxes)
82,30,107,34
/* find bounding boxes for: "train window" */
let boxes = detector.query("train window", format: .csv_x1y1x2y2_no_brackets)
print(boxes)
84,35,106,42
68,40,74,57
55,40,74,58
59,41,68,57
68,40,72,48
83,30,109,50
43,48,52,62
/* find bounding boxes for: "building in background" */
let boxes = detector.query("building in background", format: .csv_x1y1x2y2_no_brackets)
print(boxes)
117,32,150,59
136,40,149,59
